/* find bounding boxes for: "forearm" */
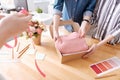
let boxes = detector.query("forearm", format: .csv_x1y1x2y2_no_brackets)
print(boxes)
0,15,5,19
81,0,96,32
0,27,9,48
96,35,115,47
82,35,114,58
53,14,61,37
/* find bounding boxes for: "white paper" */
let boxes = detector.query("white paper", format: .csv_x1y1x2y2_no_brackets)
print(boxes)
35,52,45,60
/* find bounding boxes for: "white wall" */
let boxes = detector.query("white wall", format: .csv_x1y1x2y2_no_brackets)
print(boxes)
27,0,51,13
27,0,35,11
48,0,54,14
34,0,50,13
0,0,15,9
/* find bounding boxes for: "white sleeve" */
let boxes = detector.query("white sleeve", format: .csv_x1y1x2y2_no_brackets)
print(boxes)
111,28,120,37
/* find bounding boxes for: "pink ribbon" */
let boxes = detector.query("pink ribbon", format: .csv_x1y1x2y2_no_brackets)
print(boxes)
35,59,46,78
4,36,17,48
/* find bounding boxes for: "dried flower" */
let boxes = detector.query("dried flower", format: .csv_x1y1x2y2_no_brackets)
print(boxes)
23,20,46,39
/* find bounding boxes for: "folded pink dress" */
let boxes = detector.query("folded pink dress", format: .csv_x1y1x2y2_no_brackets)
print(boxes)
55,32,89,54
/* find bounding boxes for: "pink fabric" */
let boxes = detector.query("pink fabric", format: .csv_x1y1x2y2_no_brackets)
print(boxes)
55,32,89,54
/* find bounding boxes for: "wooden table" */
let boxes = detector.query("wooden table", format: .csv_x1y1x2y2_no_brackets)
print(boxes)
0,27,120,80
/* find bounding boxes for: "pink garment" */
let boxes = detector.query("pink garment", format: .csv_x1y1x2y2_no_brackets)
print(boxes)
55,32,89,54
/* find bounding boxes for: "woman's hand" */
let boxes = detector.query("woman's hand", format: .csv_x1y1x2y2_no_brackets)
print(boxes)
0,13,32,38
54,33,59,41
78,26,86,37
53,33,62,43
0,12,32,47
78,21,90,37
82,44,98,58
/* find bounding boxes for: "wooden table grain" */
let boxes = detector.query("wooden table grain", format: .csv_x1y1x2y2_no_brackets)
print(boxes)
0,27,120,80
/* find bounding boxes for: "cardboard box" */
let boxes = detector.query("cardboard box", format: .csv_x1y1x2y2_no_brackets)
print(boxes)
55,47,88,63
49,20,89,63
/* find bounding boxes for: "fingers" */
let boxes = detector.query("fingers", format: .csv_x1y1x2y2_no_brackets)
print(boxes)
17,12,26,17
81,32,85,37
54,36,62,43
19,15,32,24
82,44,97,58
54,37,57,41
82,50,93,58
78,29,81,37
80,29,85,37
53,33,59,41
23,15,32,22
54,36,59,41
57,37,62,43
78,28,85,38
